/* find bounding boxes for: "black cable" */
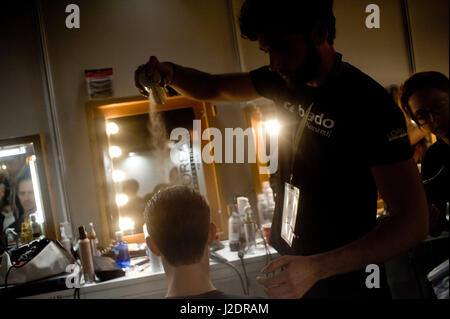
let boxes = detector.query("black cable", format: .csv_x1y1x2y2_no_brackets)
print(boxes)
255,224,272,267
210,252,247,296
223,261,248,296
238,251,250,296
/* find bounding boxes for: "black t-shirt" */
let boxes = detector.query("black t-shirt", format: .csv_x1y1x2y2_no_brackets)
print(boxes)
422,139,449,205
249,53,412,298
421,138,449,235
166,289,264,299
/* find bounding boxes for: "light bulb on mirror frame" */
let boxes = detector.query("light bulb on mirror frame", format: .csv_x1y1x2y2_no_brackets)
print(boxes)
263,120,280,135
109,145,122,158
115,193,129,206
112,170,125,182
106,122,119,135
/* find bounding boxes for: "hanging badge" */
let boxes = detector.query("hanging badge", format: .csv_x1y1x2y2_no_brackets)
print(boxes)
281,182,300,247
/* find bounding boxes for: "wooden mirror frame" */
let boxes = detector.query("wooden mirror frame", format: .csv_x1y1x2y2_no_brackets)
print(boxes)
86,96,228,246
0,134,58,240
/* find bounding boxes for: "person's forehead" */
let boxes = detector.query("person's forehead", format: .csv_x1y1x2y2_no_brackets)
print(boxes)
18,179,33,191
258,31,304,49
409,88,448,109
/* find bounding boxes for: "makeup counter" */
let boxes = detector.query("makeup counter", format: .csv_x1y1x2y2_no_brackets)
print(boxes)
3,240,278,299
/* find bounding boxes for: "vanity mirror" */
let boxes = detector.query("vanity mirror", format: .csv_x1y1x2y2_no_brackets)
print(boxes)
0,135,56,253
86,96,228,246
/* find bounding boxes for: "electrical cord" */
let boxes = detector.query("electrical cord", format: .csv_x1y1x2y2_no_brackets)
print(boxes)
255,224,272,267
238,251,250,296
3,257,30,291
209,252,248,296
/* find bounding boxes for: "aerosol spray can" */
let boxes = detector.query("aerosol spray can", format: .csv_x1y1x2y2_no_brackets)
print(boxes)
137,67,167,105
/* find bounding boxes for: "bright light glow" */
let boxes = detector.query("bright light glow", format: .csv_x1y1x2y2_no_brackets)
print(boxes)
29,158,45,224
106,122,119,135
119,217,134,231
128,152,137,157
0,146,26,158
109,146,122,158
112,170,125,182
115,193,129,206
263,120,280,135
1,165,6,170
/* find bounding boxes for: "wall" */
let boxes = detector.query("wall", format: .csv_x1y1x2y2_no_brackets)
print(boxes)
408,0,449,76
0,1,68,234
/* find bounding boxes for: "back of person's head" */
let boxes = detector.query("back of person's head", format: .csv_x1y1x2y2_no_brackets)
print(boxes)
239,0,336,44
400,71,449,119
144,186,210,267
122,179,140,196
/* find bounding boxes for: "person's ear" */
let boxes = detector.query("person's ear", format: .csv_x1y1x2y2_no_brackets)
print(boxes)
311,22,329,46
146,237,161,256
206,223,217,245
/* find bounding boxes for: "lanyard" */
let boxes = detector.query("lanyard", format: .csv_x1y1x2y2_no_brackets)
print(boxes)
289,101,314,184
287,53,344,184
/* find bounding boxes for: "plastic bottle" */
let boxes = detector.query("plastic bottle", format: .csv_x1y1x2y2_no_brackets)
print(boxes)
113,231,130,269
30,214,42,239
236,197,249,248
243,205,257,252
228,209,241,251
60,225,72,253
262,181,275,222
20,221,33,244
78,226,95,283
88,222,100,257
257,193,269,226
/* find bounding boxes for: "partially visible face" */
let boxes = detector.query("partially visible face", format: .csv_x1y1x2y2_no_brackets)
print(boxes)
0,184,5,200
18,179,36,212
258,31,321,88
409,88,449,140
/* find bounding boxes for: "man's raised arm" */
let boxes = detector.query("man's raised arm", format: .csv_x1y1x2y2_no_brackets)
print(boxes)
135,56,261,102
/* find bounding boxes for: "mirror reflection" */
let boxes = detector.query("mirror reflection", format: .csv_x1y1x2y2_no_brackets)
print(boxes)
0,142,45,253
107,107,199,235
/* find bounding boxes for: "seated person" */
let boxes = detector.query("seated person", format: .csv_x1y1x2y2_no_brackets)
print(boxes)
120,179,146,233
16,173,37,223
144,185,261,299
400,71,449,237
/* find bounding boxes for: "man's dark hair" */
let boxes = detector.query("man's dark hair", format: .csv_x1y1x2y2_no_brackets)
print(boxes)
400,71,449,119
144,186,210,266
239,0,336,44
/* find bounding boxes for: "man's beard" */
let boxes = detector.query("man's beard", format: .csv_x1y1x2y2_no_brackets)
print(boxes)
283,38,321,89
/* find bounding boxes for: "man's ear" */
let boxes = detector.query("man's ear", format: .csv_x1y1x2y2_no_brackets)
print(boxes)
311,22,329,46
206,223,217,245
146,237,161,256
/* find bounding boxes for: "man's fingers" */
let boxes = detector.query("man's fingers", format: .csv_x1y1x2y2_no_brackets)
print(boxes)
134,65,149,97
261,256,292,274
